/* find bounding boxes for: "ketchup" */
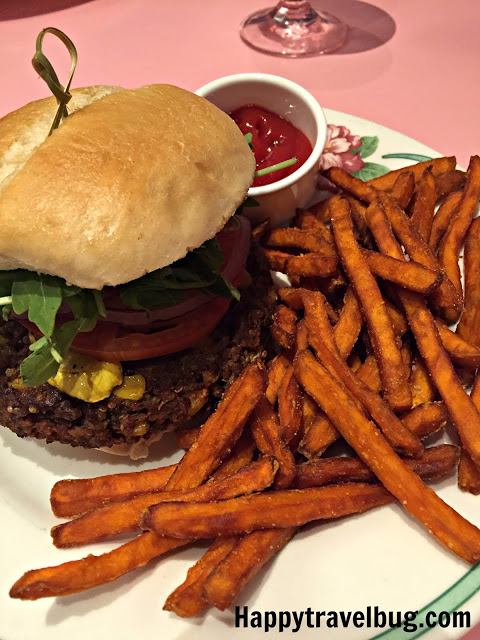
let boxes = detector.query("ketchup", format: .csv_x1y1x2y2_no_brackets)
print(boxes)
229,104,313,187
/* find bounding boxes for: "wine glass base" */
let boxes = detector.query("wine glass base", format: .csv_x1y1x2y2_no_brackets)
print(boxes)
240,5,348,57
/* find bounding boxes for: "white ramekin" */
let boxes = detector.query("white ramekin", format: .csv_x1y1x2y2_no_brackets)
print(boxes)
196,73,327,226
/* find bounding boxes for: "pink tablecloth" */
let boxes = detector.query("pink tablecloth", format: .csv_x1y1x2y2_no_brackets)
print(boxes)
0,1,479,637
1,0,480,167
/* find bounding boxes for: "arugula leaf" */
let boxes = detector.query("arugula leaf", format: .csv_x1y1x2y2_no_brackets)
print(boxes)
235,196,260,215
66,291,99,331
1,304,12,321
1,236,240,387
118,237,238,311
12,273,63,337
21,319,85,387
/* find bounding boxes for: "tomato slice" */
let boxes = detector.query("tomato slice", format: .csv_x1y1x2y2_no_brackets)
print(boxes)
19,216,251,362
70,296,231,361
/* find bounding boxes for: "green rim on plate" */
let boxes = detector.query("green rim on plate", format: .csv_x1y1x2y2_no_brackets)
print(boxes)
370,553,480,638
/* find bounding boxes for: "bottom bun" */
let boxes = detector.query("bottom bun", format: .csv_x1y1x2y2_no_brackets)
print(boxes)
97,430,167,460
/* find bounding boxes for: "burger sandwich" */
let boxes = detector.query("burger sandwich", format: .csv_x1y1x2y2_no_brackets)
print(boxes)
0,84,276,457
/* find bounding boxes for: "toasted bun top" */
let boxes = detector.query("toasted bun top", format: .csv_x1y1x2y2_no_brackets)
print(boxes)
0,84,255,289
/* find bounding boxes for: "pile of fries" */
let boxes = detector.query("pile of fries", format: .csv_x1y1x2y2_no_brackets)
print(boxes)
9,155,480,617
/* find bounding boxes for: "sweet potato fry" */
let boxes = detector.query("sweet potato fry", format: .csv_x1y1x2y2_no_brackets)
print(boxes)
277,287,339,322
15,369,267,598
286,253,338,278
434,169,466,201
409,352,436,408
376,191,462,322
203,529,295,611
349,352,363,372
50,464,177,518
457,217,480,346
9,532,188,600
333,287,363,359
458,374,480,494
385,300,409,336
458,453,480,496
331,199,412,413
438,155,480,298
276,287,304,310
389,170,415,209
298,413,339,459
164,536,238,617
434,319,480,370
294,350,480,564
209,431,256,482
164,363,265,491
277,367,302,444
345,196,375,247
302,289,422,456
293,444,459,489
307,198,334,221
363,249,442,294
295,318,309,352
250,397,296,490
367,157,457,190
251,219,270,243
271,305,297,351
267,227,336,256
263,248,290,273
410,168,436,240
141,482,396,539
176,428,201,451
429,191,463,251
266,352,291,405
326,168,378,203
301,392,320,432
296,209,334,244
400,402,448,439
366,199,480,468
51,458,277,548
356,354,381,392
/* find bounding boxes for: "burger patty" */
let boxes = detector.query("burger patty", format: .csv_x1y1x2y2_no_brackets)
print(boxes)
0,243,276,450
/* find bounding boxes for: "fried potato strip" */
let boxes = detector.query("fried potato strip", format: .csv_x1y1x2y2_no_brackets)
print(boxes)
50,464,177,518
293,444,459,489
365,199,480,469
302,290,423,456
51,458,277,548
457,217,480,346
141,482,394,539
331,198,411,412
163,536,238,617
294,351,480,564
10,532,187,600
438,156,480,298
164,363,265,491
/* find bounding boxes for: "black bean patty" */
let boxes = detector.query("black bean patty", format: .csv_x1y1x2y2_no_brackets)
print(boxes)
0,244,276,449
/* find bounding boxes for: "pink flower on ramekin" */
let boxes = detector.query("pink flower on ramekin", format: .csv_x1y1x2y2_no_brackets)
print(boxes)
319,124,364,173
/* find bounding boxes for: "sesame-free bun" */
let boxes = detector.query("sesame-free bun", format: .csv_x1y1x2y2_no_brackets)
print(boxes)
0,84,255,289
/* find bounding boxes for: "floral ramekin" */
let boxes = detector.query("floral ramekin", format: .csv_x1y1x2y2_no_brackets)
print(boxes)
196,73,327,226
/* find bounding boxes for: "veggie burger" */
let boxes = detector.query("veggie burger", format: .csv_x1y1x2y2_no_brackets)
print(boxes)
0,84,275,457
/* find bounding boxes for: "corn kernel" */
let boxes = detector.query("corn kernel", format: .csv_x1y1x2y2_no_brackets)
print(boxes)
114,375,146,401
133,421,149,436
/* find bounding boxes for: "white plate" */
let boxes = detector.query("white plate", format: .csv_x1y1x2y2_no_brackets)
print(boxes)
1,110,479,640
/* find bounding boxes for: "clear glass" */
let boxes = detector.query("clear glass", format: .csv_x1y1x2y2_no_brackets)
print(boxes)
240,0,348,57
